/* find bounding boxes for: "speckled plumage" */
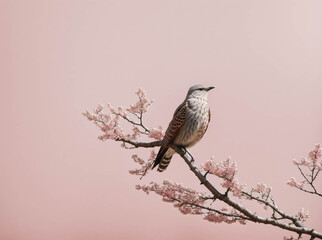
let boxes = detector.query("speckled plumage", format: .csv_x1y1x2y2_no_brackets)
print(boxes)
152,85,214,172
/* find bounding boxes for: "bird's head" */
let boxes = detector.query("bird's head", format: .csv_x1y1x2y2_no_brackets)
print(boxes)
186,84,215,99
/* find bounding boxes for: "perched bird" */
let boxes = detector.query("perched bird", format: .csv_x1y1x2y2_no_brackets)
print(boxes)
152,84,215,172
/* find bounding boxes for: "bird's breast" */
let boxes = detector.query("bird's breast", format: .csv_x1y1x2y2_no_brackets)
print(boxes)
174,99,210,146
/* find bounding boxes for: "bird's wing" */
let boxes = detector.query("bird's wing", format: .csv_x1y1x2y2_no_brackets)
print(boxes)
152,101,189,169
163,101,189,145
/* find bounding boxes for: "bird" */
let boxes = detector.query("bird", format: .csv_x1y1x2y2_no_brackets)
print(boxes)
152,84,215,172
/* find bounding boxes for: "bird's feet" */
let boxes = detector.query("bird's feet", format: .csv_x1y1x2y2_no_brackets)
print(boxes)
180,146,194,164
175,145,195,164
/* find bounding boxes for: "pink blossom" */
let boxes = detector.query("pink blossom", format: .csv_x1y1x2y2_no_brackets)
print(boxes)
136,184,153,194
296,208,309,222
309,143,322,167
289,144,321,195
202,156,245,197
129,126,141,140
82,105,125,141
204,210,244,224
253,183,272,198
115,106,127,118
149,149,157,162
107,103,115,113
224,179,246,198
136,180,207,215
202,156,238,180
293,157,310,167
202,158,215,173
204,212,229,223
148,126,164,140
178,205,192,215
129,150,156,177
316,162,322,171
287,177,304,189
95,104,104,113
126,88,154,114
131,154,145,165
82,110,91,120
293,144,322,169
83,89,156,146
136,180,247,223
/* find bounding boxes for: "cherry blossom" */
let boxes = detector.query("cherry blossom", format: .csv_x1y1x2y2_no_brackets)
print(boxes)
253,183,272,199
287,143,321,197
127,88,154,114
295,208,310,222
83,89,322,239
287,177,305,189
83,104,125,140
129,150,156,177
148,126,164,140
202,156,237,180
136,180,247,223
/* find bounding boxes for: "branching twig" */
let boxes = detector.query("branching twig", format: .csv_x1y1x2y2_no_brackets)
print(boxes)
115,138,322,239
83,90,322,239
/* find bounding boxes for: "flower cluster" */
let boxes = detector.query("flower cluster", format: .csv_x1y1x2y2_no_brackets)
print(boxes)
286,177,305,189
148,126,164,140
83,89,164,178
127,88,154,114
292,144,322,169
129,150,156,177
226,179,246,198
202,156,237,180
252,183,272,199
83,104,125,141
204,209,246,225
83,89,160,143
309,143,322,169
136,180,247,223
136,180,206,215
202,156,246,197
287,144,321,195
295,208,310,222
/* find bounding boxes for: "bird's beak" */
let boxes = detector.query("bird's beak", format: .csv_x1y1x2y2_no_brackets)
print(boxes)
206,86,215,91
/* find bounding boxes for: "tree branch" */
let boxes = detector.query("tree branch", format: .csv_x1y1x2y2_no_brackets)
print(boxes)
115,138,322,239
83,91,321,239
171,144,322,239
115,138,162,148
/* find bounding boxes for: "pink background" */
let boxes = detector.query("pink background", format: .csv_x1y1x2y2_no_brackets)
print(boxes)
1,0,322,239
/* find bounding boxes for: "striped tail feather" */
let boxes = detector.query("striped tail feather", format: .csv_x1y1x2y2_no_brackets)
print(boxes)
152,101,188,172
157,155,173,172
152,147,173,172
152,147,168,169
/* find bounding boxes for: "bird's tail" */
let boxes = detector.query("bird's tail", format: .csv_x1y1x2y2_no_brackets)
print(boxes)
152,147,173,172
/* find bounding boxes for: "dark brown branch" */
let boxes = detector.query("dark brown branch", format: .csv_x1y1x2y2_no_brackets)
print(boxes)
115,138,162,148
115,138,322,239
115,113,150,135
170,197,251,222
293,186,322,198
170,144,322,239
242,191,302,226
294,163,322,198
